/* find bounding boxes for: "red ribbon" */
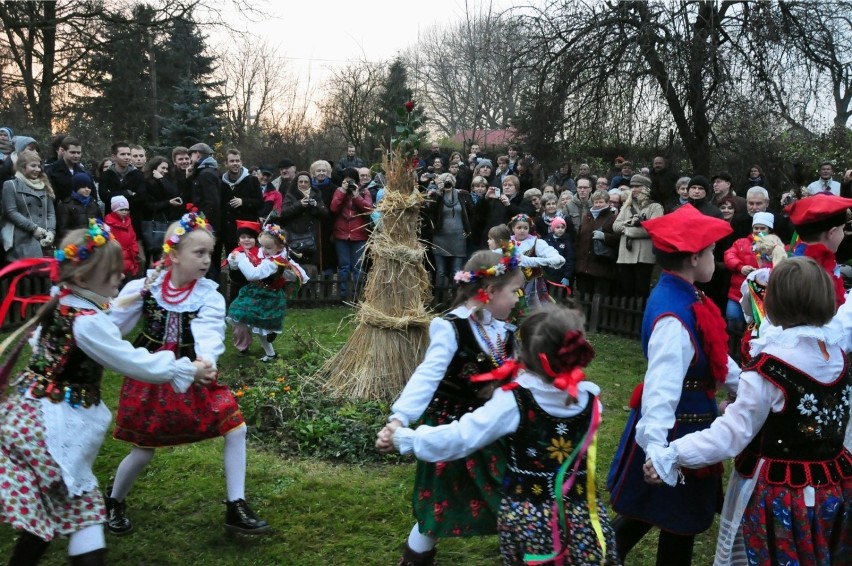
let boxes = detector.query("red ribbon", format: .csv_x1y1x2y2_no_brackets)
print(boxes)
539,353,585,399
470,359,523,383
0,258,58,326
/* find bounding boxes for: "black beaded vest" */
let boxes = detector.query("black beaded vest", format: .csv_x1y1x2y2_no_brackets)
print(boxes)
735,353,852,487
503,386,594,502
426,314,516,424
23,305,103,406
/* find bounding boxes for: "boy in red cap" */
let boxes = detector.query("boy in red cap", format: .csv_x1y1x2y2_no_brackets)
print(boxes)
785,194,852,307
607,204,741,565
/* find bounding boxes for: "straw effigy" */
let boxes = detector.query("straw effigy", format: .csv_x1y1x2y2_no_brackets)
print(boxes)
318,149,433,401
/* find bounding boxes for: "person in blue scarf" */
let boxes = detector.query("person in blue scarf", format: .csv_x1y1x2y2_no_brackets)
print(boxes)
57,172,102,239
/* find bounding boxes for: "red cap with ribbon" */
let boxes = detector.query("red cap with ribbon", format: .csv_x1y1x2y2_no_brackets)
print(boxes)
785,194,852,235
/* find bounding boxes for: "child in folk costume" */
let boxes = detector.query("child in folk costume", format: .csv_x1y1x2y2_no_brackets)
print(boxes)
784,194,852,308
223,220,261,303
105,209,270,538
736,232,786,365
510,214,565,310
375,248,524,566
607,204,741,566
0,220,214,565
646,257,852,566
383,304,620,566
226,223,308,361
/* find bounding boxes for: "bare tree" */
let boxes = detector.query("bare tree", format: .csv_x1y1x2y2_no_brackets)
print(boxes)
317,60,384,156
403,6,528,143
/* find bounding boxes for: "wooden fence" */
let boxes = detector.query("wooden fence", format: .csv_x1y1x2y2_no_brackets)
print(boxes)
0,273,648,340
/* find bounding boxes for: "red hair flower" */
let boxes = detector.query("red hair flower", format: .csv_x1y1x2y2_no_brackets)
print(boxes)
475,288,490,304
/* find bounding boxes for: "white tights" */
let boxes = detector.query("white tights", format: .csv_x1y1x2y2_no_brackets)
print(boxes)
407,523,436,553
68,524,105,556
110,424,248,502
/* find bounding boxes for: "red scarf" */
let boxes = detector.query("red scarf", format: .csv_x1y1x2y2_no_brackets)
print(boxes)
692,290,729,383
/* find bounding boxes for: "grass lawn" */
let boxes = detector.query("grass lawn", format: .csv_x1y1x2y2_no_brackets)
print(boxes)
0,307,722,565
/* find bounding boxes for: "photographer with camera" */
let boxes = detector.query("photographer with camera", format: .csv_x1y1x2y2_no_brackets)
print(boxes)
278,171,329,282
330,167,373,300
424,173,474,286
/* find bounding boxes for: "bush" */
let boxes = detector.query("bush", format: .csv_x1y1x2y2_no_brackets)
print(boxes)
222,330,402,465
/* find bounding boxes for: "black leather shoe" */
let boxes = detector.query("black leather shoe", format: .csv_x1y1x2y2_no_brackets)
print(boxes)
105,496,133,536
266,332,277,342
224,499,270,535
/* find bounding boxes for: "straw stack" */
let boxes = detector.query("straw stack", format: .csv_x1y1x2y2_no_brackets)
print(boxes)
319,150,432,401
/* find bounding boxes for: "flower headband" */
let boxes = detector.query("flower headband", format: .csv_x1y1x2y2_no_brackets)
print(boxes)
454,241,521,284
262,224,287,245
162,205,212,255
55,218,115,263
510,213,531,226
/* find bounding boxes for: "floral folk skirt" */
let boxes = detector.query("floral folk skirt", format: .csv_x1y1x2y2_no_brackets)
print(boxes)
411,412,507,538
0,395,105,540
497,493,620,566
740,479,852,566
226,284,286,335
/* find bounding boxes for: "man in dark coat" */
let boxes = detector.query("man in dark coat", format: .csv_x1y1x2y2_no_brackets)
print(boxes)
46,136,86,203
188,142,222,281
220,148,263,251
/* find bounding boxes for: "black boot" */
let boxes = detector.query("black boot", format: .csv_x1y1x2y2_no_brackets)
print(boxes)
398,543,436,566
104,496,133,536
68,549,106,566
224,499,270,535
8,531,50,566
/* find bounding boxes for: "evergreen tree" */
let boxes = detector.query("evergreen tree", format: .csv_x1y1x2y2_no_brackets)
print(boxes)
366,59,425,152
159,78,221,148
78,4,153,142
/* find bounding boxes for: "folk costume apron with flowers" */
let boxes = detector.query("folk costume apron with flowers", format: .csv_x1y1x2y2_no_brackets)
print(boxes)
0,307,108,540
498,386,619,565
113,294,244,447
412,314,516,537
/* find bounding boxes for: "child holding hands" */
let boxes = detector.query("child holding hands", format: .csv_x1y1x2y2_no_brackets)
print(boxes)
377,248,524,566
105,209,270,538
646,257,852,565
607,204,742,565
0,220,214,565
380,304,619,566
226,223,308,360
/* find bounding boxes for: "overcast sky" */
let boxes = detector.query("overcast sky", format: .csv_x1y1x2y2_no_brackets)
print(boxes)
209,0,513,112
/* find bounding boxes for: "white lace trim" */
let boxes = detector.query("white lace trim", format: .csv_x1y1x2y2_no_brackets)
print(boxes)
750,324,843,357
650,445,681,487
146,271,220,313
38,396,112,497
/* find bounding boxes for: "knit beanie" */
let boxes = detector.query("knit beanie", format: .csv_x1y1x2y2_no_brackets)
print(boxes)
111,195,130,212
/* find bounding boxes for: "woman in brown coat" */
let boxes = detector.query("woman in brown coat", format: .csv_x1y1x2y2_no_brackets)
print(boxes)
574,189,619,296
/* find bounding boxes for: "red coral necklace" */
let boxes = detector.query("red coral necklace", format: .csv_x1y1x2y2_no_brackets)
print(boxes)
161,271,197,305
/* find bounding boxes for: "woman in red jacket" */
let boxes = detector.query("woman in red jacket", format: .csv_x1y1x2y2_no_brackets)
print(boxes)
330,167,373,299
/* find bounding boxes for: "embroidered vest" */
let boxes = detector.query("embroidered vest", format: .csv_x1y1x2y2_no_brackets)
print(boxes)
136,294,198,360
23,306,103,407
427,314,516,423
503,386,593,502
735,353,852,487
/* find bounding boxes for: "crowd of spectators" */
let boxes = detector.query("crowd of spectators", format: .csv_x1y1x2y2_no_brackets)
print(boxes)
3,127,851,307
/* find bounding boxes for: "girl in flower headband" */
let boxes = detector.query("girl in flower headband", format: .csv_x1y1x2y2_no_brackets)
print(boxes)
104,207,271,538
0,220,215,565
381,303,619,566
508,213,565,313
226,222,308,361
375,249,523,565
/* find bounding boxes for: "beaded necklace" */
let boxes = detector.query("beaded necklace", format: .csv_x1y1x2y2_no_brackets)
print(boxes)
160,271,198,305
472,317,506,367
